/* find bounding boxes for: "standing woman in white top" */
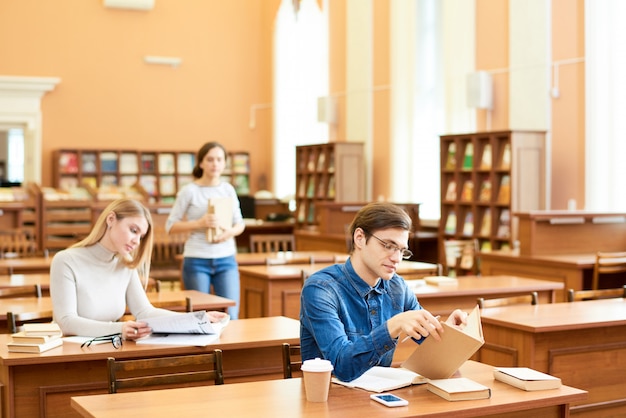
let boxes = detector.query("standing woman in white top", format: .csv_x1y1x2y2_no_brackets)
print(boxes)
50,198,228,339
166,142,245,319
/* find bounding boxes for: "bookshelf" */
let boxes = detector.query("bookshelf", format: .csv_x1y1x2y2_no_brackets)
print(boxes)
295,142,365,226
40,187,94,252
439,131,546,254
222,151,251,196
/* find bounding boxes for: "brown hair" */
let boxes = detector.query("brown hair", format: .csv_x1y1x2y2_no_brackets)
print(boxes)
192,142,227,179
348,202,412,253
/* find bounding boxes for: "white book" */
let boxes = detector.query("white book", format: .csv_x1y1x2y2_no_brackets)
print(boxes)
7,338,63,353
332,366,428,393
427,377,491,401
493,367,561,391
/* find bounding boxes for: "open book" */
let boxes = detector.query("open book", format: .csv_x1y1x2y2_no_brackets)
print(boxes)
206,197,233,242
332,366,428,393
401,305,484,379
136,312,230,347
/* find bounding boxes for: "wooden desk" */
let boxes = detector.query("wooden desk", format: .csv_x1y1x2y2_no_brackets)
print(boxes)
0,256,51,274
0,316,299,418
0,290,235,332
479,250,596,301
236,250,347,266
0,273,50,290
239,260,439,319
478,299,626,417
71,360,586,418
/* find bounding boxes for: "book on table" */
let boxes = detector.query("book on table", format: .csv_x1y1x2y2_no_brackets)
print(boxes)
22,323,63,337
7,337,63,353
493,367,562,391
332,366,428,393
401,305,484,379
426,377,491,401
10,331,62,345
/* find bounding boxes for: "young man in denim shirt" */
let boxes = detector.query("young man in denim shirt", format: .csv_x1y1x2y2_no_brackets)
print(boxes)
300,202,467,382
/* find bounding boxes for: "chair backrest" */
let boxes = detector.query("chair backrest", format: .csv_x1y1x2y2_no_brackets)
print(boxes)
442,239,479,276
3,284,44,333
567,285,626,302
107,350,224,393
249,234,295,253
0,284,42,299
281,342,302,379
0,229,38,259
477,291,538,309
592,251,626,290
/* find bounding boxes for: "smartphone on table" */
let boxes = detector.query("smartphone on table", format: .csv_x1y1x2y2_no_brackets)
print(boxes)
370,393,409,407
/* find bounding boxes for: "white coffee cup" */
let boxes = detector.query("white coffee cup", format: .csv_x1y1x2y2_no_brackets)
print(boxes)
301,358,334,402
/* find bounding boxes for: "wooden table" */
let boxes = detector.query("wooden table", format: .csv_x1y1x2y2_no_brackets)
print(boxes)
478,299,626,417
0,256,51,274
0,273,50,290
239,260,439,319
0,316,300,418
0,290,235,331
236,250,347,266
479,250,596,301
70,360,586,418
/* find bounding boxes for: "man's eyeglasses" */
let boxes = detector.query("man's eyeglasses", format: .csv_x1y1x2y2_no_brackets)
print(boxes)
81,333,123,349
369,233,413,260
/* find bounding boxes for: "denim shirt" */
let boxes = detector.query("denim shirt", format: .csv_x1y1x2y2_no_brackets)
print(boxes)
300,258,422,382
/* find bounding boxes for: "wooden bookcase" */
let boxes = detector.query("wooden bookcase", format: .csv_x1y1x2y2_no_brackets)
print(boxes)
295,142,365,226
0,182,41,248
40,191,94,252
439,131,546,253
54,149,251,202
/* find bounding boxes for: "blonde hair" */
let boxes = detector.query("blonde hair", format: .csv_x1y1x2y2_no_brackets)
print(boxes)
71,198,154,284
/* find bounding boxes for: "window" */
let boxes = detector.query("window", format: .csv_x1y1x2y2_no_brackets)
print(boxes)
7,129,24,183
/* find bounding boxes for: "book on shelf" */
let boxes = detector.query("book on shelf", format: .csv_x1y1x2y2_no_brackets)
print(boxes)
58,177,79,191
327,176,335,198
480,241,492,251
141,154,156,173
119,153,139,174
158,153,176,174
139,175,157,196
426,377,491,401
100,152,118,173
101,174,118,187
307,152,316,171
316,151,326,171
444,211,457,235
297,204,306,223
297,178,306,198
11,331,62,345
497,209,511,238
478,178,492,202
82,176,97,189
159,176,176,196
59,151,79,173
307,201,315,223
231,153,249,173
81,153,97,173
327,151,335,172
306,176,315,198
460,180,474,201
462,212,474,236
177,153,195,174
120,175,138,188
445,181,457,201
23,323,63,337
332,366,428,393
316,177,326,198
479,143,492,169
493,367,562,391
497,175,510,204
402,305,484,379
232,174,250,195
500,143,511,169
480,209,492,237
7,337,63,353
462,143,474,170
445,143,456,169
206,197,233,242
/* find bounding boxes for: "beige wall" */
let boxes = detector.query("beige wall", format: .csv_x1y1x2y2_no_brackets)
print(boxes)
0,0,279,191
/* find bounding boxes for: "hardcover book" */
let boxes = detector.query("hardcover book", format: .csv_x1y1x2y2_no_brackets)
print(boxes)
402,306,484,380
445,143,456,169
427,377,491,401
462,143,473,170
460,180,474,201
206,197,233,242
445,181,457,201
7,338,63,353
23,323,63,337
479,144,492,169
493,367,561,391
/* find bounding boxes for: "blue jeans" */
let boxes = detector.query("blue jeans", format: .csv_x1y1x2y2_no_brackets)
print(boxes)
182,256,240,320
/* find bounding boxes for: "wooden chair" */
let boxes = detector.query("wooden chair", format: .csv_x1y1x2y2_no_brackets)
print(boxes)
477,291,538,309
567,285,626,302
150,228,188,290
281,342,302,379
591,251,626,290
0,229,38,259
107,350,224,393
249,234,295,253
2,284,44,333
442,239,479,276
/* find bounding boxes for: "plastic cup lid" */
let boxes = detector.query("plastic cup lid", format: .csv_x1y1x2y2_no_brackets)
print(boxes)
301,357,334,372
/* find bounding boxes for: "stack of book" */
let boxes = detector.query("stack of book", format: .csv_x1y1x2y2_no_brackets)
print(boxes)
7,323,63,353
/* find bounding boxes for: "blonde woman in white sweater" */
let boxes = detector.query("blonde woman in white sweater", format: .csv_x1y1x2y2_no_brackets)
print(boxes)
50,198,227,339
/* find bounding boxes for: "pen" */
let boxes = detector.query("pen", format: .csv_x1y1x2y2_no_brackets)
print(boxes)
401,315,441,343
